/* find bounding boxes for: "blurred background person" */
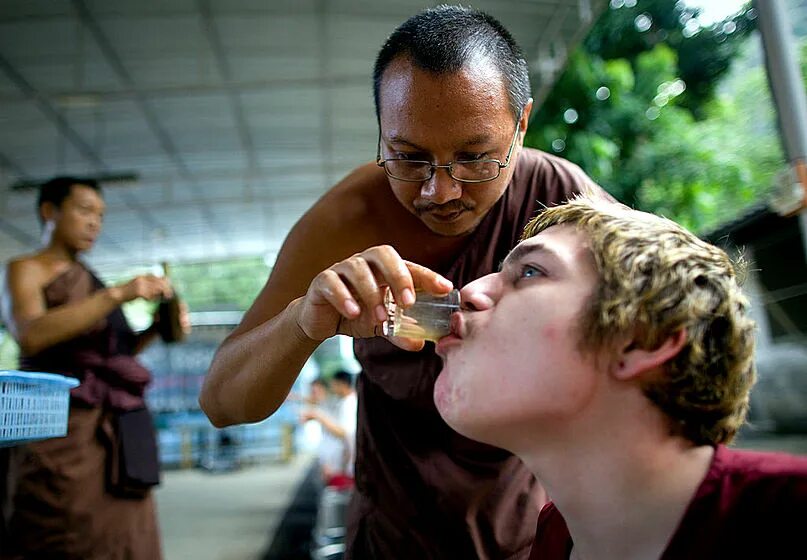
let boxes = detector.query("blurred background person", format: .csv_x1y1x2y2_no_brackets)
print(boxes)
301,372,357,487
0,177,188,560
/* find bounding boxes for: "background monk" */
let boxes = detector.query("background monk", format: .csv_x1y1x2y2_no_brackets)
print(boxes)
1,176,187,559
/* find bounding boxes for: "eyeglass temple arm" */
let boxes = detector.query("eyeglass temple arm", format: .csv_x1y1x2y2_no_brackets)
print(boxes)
501,109,524,167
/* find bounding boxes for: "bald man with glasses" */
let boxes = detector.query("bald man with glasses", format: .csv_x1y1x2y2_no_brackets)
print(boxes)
202,6,606,559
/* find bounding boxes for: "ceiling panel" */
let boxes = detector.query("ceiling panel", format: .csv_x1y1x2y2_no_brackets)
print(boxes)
216,15,320,53
0,1,72,19
0,0,608,271
0,102,55,149
99,16,206,57
211,0,317,15
126,55,220,89
327,15,399,59
2,213,37,237
84,0,197,17
0,19,76,59
228,54,321,84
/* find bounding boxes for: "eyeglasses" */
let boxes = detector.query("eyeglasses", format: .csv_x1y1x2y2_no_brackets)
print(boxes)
376,112,523,184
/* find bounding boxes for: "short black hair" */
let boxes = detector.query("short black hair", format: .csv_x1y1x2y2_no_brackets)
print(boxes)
37,176,101,223
373,5,531,123
332,370,354,387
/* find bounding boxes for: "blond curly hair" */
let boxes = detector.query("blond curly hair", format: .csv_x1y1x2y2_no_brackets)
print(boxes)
522,196,757,445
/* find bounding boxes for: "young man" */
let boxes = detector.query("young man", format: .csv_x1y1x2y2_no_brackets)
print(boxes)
1,177,187,559
434,196,807,560
201,5,605,557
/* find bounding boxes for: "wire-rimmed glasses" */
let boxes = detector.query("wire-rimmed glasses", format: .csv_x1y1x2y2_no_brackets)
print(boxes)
376,111,523,184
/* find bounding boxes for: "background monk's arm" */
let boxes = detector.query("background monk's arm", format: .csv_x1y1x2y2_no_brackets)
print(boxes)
1,259,124,355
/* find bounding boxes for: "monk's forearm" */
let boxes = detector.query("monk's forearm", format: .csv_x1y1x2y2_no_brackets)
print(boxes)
200,298,321,427
16,288,123,355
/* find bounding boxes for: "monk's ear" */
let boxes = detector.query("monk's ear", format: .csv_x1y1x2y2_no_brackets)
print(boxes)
519,98,533,133
611,329,687,381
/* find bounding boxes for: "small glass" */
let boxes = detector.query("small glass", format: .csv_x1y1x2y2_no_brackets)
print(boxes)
382,288,461,342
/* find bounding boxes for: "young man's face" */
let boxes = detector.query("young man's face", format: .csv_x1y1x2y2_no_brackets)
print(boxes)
377,56,529,237
434,225,601,448
45,184,105,252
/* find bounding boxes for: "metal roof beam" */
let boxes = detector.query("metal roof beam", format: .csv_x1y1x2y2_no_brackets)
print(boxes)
0,75,369,104
197,0,258,175
0,53,164,235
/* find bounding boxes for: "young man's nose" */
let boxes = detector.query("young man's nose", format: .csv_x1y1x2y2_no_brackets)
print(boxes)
459,273,501,312
420,167,462,204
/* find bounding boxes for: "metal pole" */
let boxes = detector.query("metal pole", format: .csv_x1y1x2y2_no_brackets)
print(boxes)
755,0,807,218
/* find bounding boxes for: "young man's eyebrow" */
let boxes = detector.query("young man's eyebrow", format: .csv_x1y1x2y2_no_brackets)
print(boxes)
500,242,562,272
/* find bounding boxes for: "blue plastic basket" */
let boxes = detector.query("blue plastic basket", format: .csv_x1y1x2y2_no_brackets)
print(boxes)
0,370,80,447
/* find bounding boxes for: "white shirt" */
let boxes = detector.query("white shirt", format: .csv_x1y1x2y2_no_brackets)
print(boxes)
317,392,357,476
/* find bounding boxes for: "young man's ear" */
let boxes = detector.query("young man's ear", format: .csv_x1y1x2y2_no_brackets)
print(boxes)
612,329,687,381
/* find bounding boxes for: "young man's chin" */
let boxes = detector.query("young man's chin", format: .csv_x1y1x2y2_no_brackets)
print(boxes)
440,412,504,450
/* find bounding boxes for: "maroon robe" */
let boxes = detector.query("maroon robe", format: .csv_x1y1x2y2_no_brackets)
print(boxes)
3,261,161,560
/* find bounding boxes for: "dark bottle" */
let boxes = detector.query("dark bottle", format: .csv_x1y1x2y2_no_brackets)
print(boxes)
157,262,186,344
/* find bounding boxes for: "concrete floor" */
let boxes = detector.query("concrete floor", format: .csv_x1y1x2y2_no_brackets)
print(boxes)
155,436,807,560
156,453,316,560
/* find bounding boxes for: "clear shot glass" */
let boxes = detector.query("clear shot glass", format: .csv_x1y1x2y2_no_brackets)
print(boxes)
382,288,461,342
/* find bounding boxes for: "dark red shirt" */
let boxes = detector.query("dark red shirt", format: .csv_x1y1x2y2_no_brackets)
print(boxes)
529,444,807,559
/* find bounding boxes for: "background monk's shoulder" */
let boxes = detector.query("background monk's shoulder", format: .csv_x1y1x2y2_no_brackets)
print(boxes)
5,253,49,286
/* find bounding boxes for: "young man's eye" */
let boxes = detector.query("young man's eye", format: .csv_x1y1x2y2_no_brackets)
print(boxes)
519,265,544,279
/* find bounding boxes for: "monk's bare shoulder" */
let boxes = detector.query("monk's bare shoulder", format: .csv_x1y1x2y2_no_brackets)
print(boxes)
290,162,404,254
248,163,405,319
5,253,50,288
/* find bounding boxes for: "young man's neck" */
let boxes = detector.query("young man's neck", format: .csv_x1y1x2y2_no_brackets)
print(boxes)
520,405,715,560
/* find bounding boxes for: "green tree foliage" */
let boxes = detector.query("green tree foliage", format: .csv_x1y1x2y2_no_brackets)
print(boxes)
112,256,270,328
167,257,270,312
527,0,786,232
584,0,755,117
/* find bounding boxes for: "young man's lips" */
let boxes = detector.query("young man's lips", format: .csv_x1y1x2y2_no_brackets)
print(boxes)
435,333,462,356
449,312,464,338
436,313,464,356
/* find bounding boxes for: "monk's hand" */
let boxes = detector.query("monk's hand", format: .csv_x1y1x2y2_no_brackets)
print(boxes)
111,274,172,304
294,245,452,351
